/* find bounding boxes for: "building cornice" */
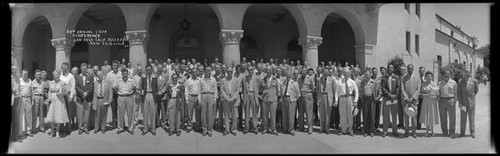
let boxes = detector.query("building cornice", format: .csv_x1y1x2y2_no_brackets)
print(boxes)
435,14,474,43
435,29,482,55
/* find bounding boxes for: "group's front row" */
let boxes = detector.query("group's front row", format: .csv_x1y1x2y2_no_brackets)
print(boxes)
10,61,478,141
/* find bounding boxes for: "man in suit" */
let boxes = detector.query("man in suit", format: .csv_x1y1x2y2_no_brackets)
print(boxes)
221,68,241,136
416,66,426,130
457,69,479,138
280,68,301,136
132,66,144,128
166,73,183,136
317,68,334,134
242,66,260,135
75,63,94,135
261,67,279,135
401,64,421,138
381,65,401,137
93,71,113,134
142,64,159,135
157,67,170,129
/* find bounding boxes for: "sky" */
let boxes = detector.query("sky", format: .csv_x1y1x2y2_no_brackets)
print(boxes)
435,3,492,48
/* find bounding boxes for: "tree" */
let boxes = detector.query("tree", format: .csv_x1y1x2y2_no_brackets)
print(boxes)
477,44,490,68
471,36,479,49
387,55,405,76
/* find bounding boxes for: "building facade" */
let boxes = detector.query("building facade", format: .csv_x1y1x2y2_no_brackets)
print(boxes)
11,3,485,80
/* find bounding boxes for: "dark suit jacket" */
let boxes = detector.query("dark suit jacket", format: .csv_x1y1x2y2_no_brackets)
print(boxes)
141,74,158,101
92,79,113,110
381,74,400,100
166,83,184,108
76,74,94,102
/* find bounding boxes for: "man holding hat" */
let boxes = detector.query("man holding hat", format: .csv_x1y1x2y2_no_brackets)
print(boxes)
334,67,359,136
401,64,421,138
457,69,478,138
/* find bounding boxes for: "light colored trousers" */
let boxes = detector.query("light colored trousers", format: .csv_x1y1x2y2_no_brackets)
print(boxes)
143,93,157,130
200,94,215,133
117,95,134,130
339,96,353,133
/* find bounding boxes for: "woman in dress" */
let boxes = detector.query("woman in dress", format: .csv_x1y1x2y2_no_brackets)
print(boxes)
419,71,440,137
11,65,22,142
44,70,70,138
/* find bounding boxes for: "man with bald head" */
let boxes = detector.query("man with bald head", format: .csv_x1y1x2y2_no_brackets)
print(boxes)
335,67,359,136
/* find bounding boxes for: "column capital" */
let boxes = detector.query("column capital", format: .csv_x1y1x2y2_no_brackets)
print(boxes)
298,36,323,49
219,29,244,45
125,30,149,46
51,37,74,51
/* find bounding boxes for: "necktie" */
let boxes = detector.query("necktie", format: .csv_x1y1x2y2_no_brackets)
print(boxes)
83,75,86,87
344,78,349,95
99,81,103,97
388,76,392,93
283,79,289,96
322,77,327,92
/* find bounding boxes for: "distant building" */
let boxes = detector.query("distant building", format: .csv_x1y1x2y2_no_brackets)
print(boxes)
11,3,485,79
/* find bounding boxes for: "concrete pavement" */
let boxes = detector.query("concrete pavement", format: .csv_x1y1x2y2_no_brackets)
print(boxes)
8,83,493,153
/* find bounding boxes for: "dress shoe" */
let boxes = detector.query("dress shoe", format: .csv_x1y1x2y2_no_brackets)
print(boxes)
261,130,268,135
459,134,465,137
230,131,237,136
412,133,417,138
392,132,400,137
363,133,367,137
94,130,99,134
78,129,83,135
382,132,387,137
243,130,249,135
451,134,457,139
290,131,295,136
117,129,125,134
471,133,476,138
308,131,313,135
325,131,329,135
129,130,134,135
208,132,213,137
253,130,259,135
349,132,354,137
102,130,106,134
202,133,207,137
84,129,90,134
176,131,181,136
141,131,147,136
168,132,174,136
370,133,374,137
151,131,156,135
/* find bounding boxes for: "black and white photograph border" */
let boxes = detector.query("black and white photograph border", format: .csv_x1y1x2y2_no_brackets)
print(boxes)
9,3,493,154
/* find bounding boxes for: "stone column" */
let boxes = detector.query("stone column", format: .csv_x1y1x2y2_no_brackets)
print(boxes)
354,44,375,69
298,36,322,69
219,29,243,65
11,46,23,70
51,37,74,68
125,30,149,68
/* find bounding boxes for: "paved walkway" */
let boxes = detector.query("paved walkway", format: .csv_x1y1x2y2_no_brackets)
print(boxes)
8,83,493,153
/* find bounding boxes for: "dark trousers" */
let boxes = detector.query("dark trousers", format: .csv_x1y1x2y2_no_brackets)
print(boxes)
439,98,456,134
318,94,331,132
11,97,21,141
111,93,118,124
460,106,475,135
416,98,423,129
238,95,244,128
76,99,91,129
281,97,290,132
167,99,182,132
362,95,375,134
66,96,77,127
397,101,404,127
214,98,223,128
374,100,381,129
330,102,340,129
94,98,109,131
313,92,319,121
354,97,362,129
160,100,168,126
382,100,398,133
157,99,163,128
276,99,282,130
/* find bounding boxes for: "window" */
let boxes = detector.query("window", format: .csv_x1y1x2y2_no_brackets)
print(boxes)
415,34,420,55
455,59,458,64
404,3,410,13
451,31,454,37
406,31,411,52
416,3,420,18
470,63,473,72
437,55,442,69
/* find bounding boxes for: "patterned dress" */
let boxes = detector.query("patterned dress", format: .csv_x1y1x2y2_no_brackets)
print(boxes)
44,80,70,124
420,81,440,126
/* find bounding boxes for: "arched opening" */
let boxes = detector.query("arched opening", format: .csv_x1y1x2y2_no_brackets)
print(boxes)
22,16,54,79
72,4,127,68
242,4,300,61
240,35,260,60
320,13,356,65
148,3,221,62
287,38,302,62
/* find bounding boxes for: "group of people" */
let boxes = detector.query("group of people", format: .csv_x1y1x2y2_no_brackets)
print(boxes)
10,56,479,142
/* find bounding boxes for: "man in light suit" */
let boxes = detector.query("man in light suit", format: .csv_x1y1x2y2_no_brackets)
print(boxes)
242,66,260,135
457,69,479,138
334,67,359,136
281,69,301,136
261,67,279,135
317,68,334,134
157,67,170,129
401,64,421,138
75,63,94,135
93,71,113,134
220,68,240,136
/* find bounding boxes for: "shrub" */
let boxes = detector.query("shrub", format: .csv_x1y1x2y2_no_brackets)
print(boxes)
387,55,406,76
439,62,465,82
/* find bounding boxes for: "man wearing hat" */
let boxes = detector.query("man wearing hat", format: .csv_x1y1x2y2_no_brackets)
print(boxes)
401,64,421,138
